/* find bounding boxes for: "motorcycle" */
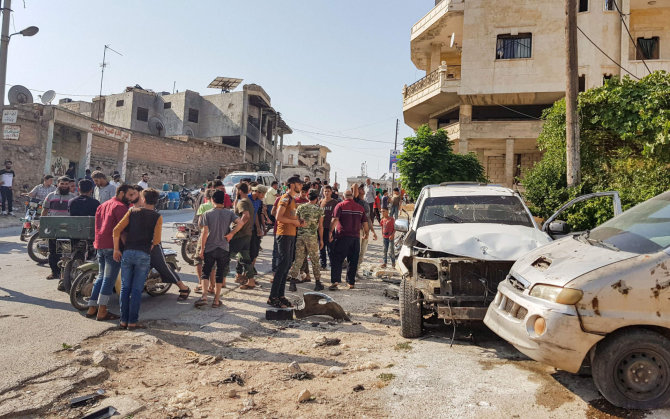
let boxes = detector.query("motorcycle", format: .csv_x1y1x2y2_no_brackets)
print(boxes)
27,230,49,264
58,238,96,292
20,198,42,241
69,248,179,311
177,186,196,209
173,222,199,265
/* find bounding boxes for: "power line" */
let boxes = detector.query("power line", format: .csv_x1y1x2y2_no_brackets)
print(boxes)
292,128,396,144
613,0,651,75
5,83,98,97
576,26,640,80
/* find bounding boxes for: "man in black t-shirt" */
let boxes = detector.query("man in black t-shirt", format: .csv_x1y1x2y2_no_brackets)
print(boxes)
69,179,100,216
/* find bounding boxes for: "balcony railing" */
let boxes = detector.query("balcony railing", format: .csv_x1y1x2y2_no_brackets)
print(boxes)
403,64,461,108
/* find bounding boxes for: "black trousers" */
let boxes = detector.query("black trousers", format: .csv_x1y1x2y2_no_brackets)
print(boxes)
330,236,360,285
319,230,333,268
48,239,61,276
0,186,12,213
150,245,180,284
202,247,230,284
270,235,296,299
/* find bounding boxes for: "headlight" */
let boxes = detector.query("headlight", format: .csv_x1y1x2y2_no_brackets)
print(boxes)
529,285,583,305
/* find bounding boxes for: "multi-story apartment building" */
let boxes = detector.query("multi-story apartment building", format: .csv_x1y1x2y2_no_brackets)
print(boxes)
280,143,331,183
403,0,670,187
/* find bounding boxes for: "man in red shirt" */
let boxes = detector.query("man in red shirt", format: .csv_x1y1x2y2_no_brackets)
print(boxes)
319,185,338,269
85,184,139,321
328,189,369,290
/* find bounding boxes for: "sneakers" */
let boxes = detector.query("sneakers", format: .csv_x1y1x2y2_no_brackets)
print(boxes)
328,283,339,291
7,212,13,216
288,279,297,292
314,281,324,291
1,211,6,215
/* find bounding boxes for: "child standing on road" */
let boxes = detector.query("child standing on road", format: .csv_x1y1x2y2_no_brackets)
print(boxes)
113,188,162,329
380,208,395,268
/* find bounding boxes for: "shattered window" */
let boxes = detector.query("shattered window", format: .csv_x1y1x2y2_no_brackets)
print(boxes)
417,195,533,228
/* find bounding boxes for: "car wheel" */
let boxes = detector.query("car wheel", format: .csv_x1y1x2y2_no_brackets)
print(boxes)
399,276,423,338
592,328,670,410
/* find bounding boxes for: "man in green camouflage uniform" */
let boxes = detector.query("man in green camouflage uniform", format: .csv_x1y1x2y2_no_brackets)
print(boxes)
288,191,325,292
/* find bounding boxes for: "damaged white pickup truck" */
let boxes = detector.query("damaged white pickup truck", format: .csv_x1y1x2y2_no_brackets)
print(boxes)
396,183,620,340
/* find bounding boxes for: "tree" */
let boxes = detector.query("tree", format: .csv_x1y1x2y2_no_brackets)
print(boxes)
524,71,670,230
397,125,486,199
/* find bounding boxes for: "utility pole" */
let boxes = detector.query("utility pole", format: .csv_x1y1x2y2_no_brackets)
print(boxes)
0,0,12,107
565,0,581,187
391,118,399,191
97,44,122,120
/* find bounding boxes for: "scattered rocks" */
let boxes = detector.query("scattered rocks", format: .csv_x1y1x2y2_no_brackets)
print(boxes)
197,355,222,366
353,362,380,371
92,351,118,370
287,361,302,374
240,398,256,413
298,389,312,403
322,366,344,378
478,401,491,407
228,389,238,398
314,336,341,347
87,396,144,417
353,384,365,392
328,349,343,356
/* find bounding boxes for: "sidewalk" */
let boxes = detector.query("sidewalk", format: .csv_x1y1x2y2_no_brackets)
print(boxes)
0,214,23,229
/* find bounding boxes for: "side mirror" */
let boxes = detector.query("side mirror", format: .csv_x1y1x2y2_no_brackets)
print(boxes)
395,219,409,233
548,220,569,235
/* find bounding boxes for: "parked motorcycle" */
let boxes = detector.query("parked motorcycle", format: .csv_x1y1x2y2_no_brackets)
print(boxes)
177,186,196,209
20,198,42,241
69,248,179,311
173,222,199,265
58,238,96,292
27,230,49,264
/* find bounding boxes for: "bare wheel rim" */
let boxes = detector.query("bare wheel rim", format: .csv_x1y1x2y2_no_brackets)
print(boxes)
614,348,670,402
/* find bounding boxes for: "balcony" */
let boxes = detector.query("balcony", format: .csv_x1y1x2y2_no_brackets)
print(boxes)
246,122,260,144
626,60,670,80
402,64,461,129
411,0,464,42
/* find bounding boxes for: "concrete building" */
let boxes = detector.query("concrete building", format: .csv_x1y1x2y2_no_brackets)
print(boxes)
403,0,670,187
75,82,291,171
280,143,331,183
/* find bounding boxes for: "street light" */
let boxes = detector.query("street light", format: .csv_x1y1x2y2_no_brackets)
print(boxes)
13,26,39,38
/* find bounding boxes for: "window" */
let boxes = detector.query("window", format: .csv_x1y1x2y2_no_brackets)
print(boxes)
136,107,148,122
188,108,199,123
579,0,588,12
496,34,532,59
603,74,613,85
416,195,534,228
163,102,171,109
604,0,615,11
578,75,586,92
116,100,124,107
637,37,660,60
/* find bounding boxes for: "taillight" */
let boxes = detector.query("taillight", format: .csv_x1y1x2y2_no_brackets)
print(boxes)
177,226,186,232
24,222,31,228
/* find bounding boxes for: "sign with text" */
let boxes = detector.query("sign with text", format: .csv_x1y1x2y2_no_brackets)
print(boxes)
389,149,400,173
90,122,131,142
3,125,20,140
2,110,18,124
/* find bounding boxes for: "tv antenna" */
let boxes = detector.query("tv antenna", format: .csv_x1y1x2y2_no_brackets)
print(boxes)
97,44,123,119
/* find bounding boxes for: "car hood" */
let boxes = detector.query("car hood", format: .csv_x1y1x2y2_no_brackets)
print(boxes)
512,236,639,287
415,223,551,261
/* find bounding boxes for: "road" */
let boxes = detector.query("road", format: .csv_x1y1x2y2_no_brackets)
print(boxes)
0,210,200,393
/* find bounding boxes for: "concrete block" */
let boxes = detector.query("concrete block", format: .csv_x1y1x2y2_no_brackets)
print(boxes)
265,308,294,321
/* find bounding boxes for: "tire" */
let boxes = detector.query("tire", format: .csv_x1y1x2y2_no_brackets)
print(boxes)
69,269,98,311
145,263,174,297
20,227,32,242
592,328,670,409
62,257,85,293
181,240,196,266
399,276,423,338
27,233,49,264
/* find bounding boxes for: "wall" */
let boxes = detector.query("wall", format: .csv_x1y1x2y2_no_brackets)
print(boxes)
102,92,134,129
199,92,244,139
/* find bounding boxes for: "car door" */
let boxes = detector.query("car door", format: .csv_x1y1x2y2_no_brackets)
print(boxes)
542,191,622,240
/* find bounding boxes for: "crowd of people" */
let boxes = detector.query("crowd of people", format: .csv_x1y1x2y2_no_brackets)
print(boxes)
20,162,406,327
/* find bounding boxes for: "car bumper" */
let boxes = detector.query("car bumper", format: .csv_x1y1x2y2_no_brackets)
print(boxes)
484,281,604,373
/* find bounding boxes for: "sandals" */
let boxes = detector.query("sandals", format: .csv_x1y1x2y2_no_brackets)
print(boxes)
267,297,288,309
178,288,191,300
212,301,222,308
85,309,98,319
194,286,202,294
96,312,120,321
127,323,147,330
329,283,339,291
194,299,208,308
240,284,255,290
279,297,294,308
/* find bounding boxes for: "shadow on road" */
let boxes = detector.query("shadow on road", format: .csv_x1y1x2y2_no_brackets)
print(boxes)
0,286,74,312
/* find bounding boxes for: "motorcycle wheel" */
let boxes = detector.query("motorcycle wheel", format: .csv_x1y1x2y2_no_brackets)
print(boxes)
19,227,33,242
70,269,97,311
145,263,174,296
27,233,49,264
181,240,196,265
62,257,85,292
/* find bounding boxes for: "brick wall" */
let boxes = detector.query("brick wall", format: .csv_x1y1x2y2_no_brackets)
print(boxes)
486,156,506,184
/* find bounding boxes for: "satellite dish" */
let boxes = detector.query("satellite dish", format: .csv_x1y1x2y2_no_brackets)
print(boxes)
40,90,56,105
8,85,33,105
148,116,165,137
450,33,456,48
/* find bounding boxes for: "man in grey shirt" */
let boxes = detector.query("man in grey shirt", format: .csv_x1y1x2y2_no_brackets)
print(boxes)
354,183,377,276
28,175,56,203
196,190,246,308
92,171,117,204
364,178,376,206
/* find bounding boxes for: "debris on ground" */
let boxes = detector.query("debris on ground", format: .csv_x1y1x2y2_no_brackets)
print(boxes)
298,389,312,403
353,384,365,392
294,292,351,321
223,373,245,386
314,336,341,347
322,366,344,378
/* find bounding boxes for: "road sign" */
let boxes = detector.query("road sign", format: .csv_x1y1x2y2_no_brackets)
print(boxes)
389,149,400,173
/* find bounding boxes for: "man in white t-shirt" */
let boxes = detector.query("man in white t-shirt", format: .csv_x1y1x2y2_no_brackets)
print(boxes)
137,173,149,189
109,173,122,189
0,160,16,215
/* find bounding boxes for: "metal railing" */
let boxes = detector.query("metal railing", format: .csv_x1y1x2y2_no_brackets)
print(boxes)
404,65,461,98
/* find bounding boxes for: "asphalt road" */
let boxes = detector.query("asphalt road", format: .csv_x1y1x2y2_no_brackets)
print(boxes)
0,210,201,393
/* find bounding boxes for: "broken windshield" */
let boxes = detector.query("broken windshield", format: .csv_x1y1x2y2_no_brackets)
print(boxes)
417,195,533,228
589,191,670,254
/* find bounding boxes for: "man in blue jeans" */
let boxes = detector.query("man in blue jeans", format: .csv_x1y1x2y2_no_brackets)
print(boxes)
86,184,138,321
113,188,162,329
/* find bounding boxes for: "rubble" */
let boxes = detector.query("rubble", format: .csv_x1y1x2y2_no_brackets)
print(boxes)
298,389,312,403
353,362,380,371
294,292,351,321
322,366,344,378
314,336,341,347
287,361,302,374
91,351,118,370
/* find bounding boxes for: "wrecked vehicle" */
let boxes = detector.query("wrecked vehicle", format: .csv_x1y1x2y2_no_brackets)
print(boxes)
396,183,621,339
484,190,670,409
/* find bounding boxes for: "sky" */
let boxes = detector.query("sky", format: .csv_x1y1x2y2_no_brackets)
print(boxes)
8,0,434,181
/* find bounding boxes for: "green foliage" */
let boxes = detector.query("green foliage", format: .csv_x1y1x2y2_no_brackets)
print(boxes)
524,72,670,230
397,125,486,199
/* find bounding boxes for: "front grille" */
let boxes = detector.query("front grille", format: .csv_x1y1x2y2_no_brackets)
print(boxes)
500,294,528,320
441,260,514,297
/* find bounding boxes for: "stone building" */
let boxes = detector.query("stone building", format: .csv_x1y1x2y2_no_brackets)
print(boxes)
68,82,291,171
0,103,250,194
403,0,670,187
280,143,331,183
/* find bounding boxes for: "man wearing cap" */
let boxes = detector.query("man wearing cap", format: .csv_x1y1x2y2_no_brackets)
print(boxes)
328,189,369,290
41,176,77,279
268,176,305,308
288,190,325,292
